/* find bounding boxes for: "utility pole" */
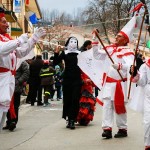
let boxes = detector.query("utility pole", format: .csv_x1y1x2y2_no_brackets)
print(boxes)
21,0,25,33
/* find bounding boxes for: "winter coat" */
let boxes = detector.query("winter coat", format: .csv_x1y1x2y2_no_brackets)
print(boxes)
28,58,43,84
40,65,56,86
54,71,62,87
15,61,29,93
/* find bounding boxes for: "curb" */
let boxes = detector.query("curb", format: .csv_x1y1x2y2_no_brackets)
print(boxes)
20,96,27,105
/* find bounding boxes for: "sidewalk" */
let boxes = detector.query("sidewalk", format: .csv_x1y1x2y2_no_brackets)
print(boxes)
20,95,27,105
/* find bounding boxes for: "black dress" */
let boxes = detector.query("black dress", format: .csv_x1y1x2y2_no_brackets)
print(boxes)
53,51,82,121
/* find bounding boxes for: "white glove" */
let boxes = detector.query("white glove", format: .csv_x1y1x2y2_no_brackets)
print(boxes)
92,31,99,46
112,63,119,70
43,41,49,45
32,27,47,42
17,33,29,45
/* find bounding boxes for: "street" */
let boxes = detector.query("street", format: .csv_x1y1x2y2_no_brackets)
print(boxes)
0,98,144,150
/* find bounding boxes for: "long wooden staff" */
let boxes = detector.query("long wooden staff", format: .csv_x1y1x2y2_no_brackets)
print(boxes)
93,29,124,81
127,8,147,99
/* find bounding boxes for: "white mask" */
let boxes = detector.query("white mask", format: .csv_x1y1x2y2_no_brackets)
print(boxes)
67,38,78,50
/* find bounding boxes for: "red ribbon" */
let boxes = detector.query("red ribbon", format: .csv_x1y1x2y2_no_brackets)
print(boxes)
106,76,127,114
9,94,16,119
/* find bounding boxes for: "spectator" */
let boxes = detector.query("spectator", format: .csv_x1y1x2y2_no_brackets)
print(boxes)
28,55,44,106
54,65,62,101
40,60,55,107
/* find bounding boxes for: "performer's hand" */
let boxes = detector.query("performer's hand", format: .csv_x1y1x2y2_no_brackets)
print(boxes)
31,27,47,43
92,29,99,45
129,65,137,77
17,33,29,45
112,63,119,70
42,41,49,45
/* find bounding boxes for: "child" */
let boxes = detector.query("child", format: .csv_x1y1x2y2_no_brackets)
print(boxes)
54,65,62,101
40,60,55,107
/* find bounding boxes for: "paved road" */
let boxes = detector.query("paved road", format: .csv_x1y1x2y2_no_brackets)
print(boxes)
0,98,144,150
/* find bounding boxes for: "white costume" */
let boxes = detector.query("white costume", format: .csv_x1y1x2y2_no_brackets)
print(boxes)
131,60,150,147
93,44,134,130
0,27,46,129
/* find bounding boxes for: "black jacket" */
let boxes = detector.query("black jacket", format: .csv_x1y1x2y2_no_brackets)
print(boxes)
53,51,82,86
28,58,43,84
15,61,29,93
40,65,55,86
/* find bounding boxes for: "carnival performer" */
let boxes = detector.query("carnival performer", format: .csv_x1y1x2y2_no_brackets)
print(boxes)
92,16,137,139
53,37,82,129
77,71,96,126
79,40,92,52
130,62,150,150
3,61,29,131
0,7,46,129
77,40,96,126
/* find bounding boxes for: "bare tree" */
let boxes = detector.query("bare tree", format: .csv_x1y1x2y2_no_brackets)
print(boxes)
82,0,145,43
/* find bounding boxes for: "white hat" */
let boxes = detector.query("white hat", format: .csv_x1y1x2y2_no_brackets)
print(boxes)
119,16,137,43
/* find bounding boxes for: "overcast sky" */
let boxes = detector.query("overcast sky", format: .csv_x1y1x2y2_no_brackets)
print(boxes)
37,0,89,14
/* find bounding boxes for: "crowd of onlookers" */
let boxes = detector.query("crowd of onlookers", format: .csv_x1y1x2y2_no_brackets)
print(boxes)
25,55,63,106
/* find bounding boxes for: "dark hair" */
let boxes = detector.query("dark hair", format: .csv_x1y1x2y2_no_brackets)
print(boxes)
83,40,92,47
65,37,78,49
80,40,92,52
36,55,42,59
0,7,5,14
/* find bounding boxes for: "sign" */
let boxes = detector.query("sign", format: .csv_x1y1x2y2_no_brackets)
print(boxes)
13,0,22,13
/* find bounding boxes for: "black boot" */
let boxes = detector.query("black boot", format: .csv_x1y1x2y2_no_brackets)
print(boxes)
9,122,16,131
66,120,71,128
37,101,43,106
70,120,75,129
3,124,10,130
114,129,127,138
102,130,112,139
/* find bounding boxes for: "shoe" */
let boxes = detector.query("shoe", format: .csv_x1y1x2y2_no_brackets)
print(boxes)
79,119,89,126
3,125,10,130
43,102,50,107
57,98,60,101
102,130,112,139
51,99,54,101
31,103,34,106
114,129,127,138
26,101,31,104
37,102,43,106
9,122,16,131
66,120,71,128
70,120,75,129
